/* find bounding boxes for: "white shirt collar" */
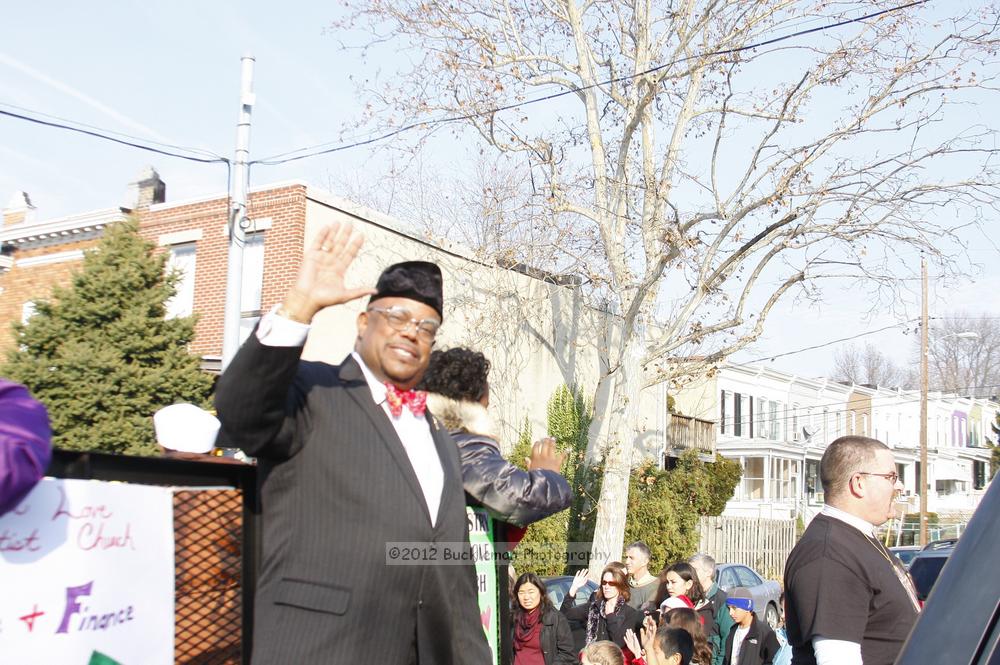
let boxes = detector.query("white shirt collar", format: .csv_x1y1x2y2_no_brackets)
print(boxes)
351,351,388,405
821,504,877,538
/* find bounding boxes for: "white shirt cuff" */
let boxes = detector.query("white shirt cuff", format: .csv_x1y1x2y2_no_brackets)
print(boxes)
814,637,862,665
256,305,310,347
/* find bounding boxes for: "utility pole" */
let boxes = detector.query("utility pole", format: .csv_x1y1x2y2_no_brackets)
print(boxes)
919,256,929,547
222,54,255,371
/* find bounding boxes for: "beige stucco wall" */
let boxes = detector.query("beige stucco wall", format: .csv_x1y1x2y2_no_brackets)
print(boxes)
300,193,665,458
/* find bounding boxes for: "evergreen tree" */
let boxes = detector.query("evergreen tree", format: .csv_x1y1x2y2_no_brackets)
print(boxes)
624,451,742,570
4,219,212,455
511,387,596,575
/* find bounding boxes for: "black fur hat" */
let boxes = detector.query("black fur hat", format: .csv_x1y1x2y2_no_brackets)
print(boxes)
370,261,444,319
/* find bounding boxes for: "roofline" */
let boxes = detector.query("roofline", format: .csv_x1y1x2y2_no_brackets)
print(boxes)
0,208,129,244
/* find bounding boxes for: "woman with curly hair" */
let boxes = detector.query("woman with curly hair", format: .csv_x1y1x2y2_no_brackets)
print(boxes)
665,607,713,665
418,347,572,527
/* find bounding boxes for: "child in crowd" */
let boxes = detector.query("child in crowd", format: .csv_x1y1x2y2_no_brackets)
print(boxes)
625,621,694,665
650,626,695,665
582,640,626,665
664,608,713,665
724,588,781,665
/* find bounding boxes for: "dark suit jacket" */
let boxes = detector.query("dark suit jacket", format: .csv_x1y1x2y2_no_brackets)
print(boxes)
215,336,491,664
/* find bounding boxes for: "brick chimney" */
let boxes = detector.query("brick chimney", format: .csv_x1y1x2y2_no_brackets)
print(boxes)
3,191,35,227
128,167,166,209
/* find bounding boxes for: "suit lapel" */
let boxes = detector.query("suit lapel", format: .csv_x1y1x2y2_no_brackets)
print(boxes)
339,356,432,524
427,412,461,527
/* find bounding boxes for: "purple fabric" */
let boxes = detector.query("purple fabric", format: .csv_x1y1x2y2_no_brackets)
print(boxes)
0,380,52,516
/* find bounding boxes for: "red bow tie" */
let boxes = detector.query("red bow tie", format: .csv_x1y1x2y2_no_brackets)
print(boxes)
384,383,428,418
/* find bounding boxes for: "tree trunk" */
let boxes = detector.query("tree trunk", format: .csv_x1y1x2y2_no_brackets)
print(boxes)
587,329,643,578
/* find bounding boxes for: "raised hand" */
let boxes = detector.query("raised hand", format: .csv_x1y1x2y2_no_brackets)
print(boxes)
624,629,643,661
641,614,658,657
568,569,589,596
526,437,566,472
280,222,376,323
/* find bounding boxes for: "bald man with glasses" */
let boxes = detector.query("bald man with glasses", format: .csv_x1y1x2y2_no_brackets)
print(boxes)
783,436,919,665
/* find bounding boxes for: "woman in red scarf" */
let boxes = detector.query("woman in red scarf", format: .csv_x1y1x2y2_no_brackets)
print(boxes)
513,573,577,665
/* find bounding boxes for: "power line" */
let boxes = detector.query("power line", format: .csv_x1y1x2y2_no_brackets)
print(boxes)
706,383,1000,431
0,101,226,161
735,320,920,365
0,108,229,165
251,0,928,166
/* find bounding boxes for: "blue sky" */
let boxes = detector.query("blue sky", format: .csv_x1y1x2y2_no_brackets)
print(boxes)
1,1,997,380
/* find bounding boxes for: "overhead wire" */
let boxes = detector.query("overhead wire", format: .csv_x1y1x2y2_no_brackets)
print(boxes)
0,108,228,164
0,101,226,161
734,320,921,365
251,0,928,166
707,383,1000,432
0,1,928,170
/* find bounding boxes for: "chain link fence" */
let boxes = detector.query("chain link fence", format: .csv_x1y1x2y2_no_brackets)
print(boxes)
174,489,245,664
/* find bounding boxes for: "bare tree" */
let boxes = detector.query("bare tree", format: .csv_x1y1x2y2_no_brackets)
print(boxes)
832,342,906,388
332,1,1000,571
920,312,1000,398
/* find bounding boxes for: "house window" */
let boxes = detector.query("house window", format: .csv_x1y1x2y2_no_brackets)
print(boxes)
791,405,800,442
165,243,197,318
769,458,799,501
734,393,742,437
238,233,266,344
973,461,987,490
720,391,729,435
769,401,779,440
739,394,751,437
21,300,37,324
742,457,765,500
806,459,821,503
756,397,766,438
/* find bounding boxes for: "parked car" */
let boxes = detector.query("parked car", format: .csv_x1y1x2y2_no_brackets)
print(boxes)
896,478,1000,664
888,545,922,569
716,563,782,628
906,539,956,604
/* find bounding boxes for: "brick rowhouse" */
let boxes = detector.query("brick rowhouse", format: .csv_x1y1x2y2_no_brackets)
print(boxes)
0,169,308,367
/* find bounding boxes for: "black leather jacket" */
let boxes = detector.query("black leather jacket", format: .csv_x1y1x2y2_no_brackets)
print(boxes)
427,393,572,527
455,431,572,527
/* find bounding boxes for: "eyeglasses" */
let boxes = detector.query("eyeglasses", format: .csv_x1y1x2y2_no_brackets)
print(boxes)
600,580,618,587
857,471,899,484
368,306,440,342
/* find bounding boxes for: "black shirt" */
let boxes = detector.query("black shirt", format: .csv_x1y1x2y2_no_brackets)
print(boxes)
783,513,918,665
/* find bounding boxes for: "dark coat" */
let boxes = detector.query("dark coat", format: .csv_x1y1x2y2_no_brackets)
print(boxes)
512,607,577,665
560,594,644,649
215,338,491,664
453,430,572,527
424,395,572,527
724,615,781,665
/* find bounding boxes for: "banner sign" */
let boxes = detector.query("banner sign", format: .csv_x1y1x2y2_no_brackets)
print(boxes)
0,478,174,665
468,506,499,665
